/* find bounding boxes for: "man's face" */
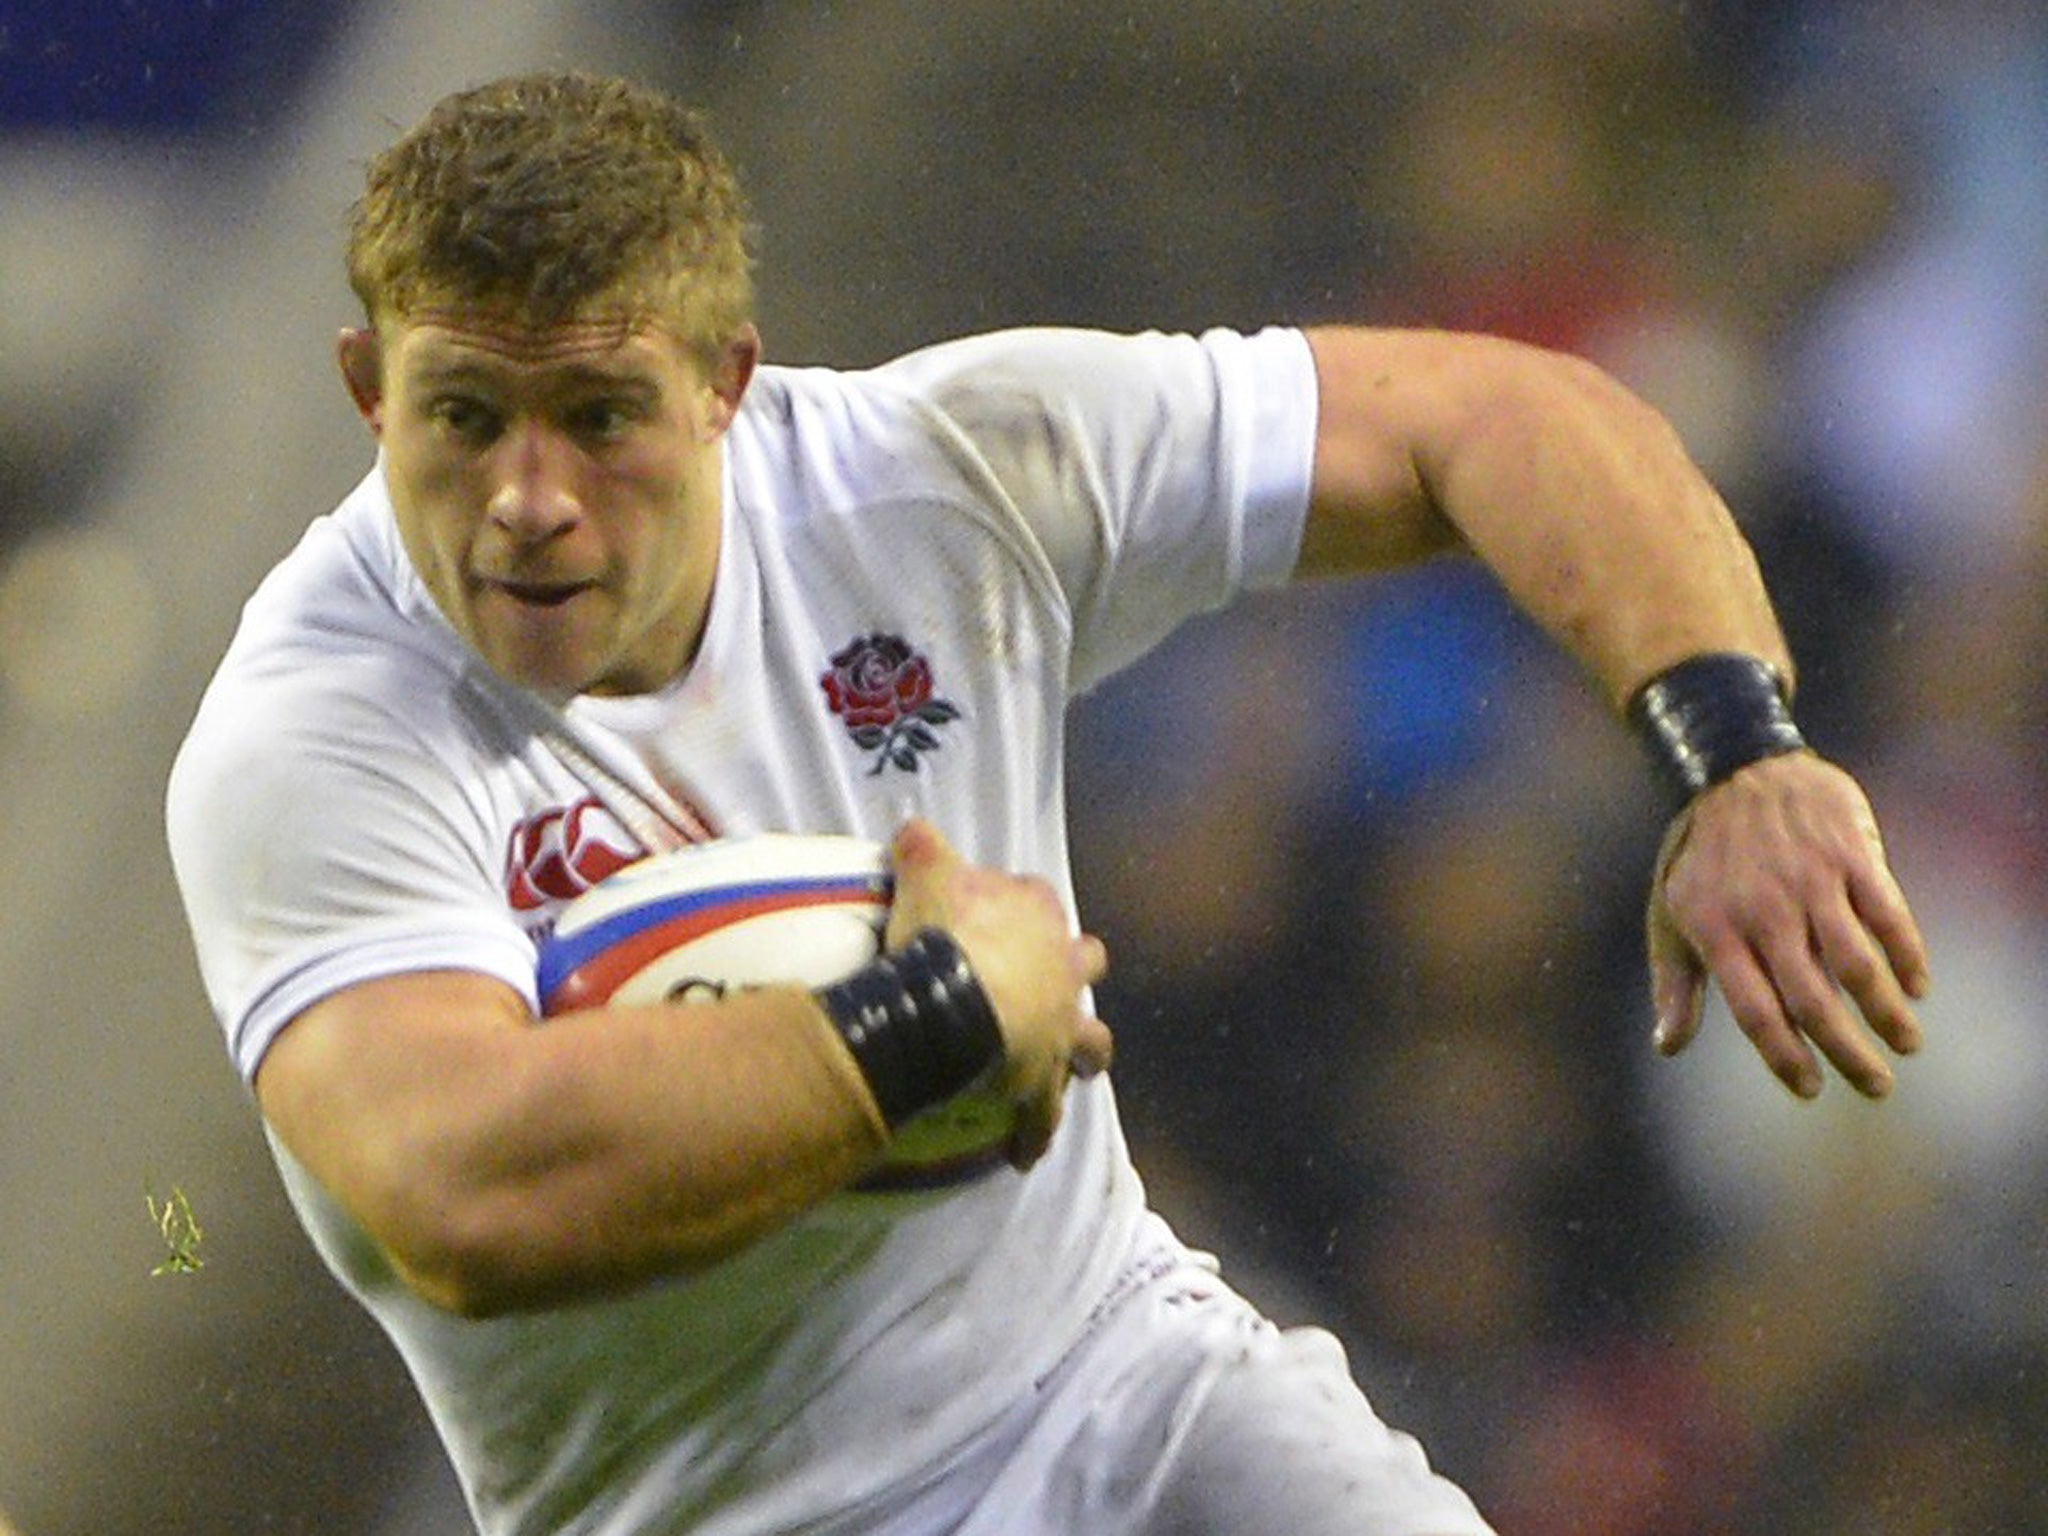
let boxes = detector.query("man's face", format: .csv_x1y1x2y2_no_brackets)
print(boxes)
341,307,757,697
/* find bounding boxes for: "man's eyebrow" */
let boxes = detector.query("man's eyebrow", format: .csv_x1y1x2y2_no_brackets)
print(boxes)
553,367,661,399
407,359,662,399
409,359,498,389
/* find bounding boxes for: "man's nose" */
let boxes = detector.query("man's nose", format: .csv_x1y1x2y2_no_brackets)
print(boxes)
486,421,581,541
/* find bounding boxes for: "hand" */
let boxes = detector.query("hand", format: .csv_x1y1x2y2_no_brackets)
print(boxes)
1647,751,1930,1098
884,819,1114,1166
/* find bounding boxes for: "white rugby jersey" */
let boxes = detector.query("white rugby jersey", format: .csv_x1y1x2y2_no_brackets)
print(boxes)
167,325,1318,1535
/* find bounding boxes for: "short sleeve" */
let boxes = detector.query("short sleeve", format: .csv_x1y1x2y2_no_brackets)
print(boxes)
166,676,538,1083
871,326,1318,693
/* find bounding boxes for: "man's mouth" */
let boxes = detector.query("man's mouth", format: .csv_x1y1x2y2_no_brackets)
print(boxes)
481,577,594,608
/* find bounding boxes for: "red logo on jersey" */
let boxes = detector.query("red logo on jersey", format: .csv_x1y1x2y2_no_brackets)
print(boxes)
820,633,962,775
505,796,643,911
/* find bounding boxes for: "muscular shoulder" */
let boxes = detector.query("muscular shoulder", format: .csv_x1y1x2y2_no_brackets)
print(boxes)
732,327,1311,598
168,472,507,905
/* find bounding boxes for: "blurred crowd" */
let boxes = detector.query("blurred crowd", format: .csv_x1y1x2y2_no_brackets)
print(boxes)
1068,4,2048,1532
4,1,2045,1531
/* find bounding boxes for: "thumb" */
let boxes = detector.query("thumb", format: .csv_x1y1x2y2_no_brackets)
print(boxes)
1645,804,1705,1055
890,816,958,875
1647,897,1706,1055
885,818,964,947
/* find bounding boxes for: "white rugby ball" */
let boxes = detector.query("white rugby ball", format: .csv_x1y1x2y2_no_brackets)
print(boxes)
533,832,1012,1182
536,832,890,1015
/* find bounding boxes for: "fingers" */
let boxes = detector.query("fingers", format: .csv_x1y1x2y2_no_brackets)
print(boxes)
1063,937,1115,1079
1849,851,1932,1006
1007,1086,1058,1170
1647,755,1933,1100
1004,1015,1115,1171
1667,888,1899,1100
1007,965,1113,1171
1816,878,1923,1058
1761,854,1924,1099
1703,937,1825,1098
1069,1013,1115,1079
1668,884,1920,1101
887,819,1112,1168
1009,942,1111,1169
1075,931,1109,988
1752,920,1893,1099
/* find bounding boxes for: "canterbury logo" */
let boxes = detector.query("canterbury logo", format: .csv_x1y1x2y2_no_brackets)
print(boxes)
505,796,643,911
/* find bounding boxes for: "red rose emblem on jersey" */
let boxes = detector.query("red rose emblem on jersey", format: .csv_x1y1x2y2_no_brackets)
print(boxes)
821,633,962,774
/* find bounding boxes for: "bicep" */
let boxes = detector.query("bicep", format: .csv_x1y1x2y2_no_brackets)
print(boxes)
255,969,534,1264
1296,326,1496,577
1298,324,1789,702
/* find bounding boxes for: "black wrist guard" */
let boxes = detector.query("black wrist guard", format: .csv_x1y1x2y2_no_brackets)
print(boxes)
1627,652,1807,808
815,929,1005,1129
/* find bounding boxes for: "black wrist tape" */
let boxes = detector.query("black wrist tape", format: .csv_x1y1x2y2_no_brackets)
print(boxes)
1627,652,1806,807
816,928,1005,1129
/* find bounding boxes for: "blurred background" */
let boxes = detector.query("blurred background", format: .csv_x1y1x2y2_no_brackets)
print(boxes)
3,0,2046,1530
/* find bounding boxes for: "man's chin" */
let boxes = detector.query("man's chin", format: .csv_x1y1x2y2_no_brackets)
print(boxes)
463,601,610,697
476,637,601,699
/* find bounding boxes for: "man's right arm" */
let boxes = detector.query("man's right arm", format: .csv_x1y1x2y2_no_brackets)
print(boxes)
257,967,892,1317
254,820,1110,1318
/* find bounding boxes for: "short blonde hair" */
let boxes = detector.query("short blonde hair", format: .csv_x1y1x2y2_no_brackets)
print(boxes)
346,72,754,357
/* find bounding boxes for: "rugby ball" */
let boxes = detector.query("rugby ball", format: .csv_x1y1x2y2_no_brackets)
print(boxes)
534,832,1012,1179
536,833,891,1014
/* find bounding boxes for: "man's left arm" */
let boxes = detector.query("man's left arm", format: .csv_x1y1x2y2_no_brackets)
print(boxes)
1296,325,1929,1098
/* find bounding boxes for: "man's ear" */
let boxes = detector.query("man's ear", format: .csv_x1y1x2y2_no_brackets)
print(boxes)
702,323,761,436
337,327,385,433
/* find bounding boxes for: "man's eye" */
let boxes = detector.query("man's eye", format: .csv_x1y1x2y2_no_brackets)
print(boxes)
567,401,638,441
432,398,501,441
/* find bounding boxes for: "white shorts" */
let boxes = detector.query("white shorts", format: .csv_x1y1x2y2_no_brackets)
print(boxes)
855,1223,1497,1536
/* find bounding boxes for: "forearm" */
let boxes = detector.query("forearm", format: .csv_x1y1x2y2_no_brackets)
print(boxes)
262,974,889,1317
1299,326,1790,708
